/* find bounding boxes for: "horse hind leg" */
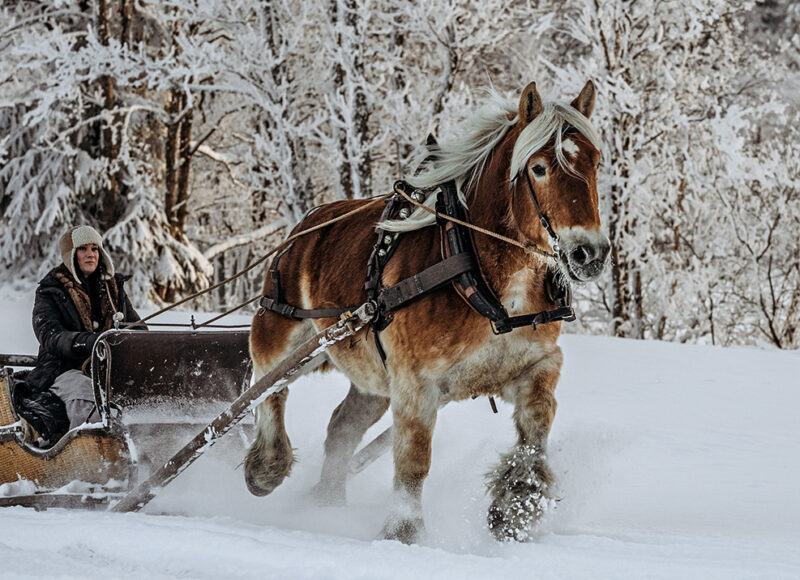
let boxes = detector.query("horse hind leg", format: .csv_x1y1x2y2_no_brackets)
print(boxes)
310,382,389,506
244,389,294,496
244,316,323,497
487,344,562,541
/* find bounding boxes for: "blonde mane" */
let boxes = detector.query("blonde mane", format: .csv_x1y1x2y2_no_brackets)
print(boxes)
382,90,602,233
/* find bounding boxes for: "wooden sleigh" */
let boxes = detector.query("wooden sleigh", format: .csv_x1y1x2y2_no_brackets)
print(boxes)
0,328,252,509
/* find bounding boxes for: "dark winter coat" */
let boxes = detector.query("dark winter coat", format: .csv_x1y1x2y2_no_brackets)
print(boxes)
14,265,142,441
25,264,142,393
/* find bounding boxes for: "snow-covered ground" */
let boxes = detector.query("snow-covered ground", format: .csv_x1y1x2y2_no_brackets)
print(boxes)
1,296,799,579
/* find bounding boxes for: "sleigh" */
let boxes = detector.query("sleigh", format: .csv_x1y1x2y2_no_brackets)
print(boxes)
0,328,252,509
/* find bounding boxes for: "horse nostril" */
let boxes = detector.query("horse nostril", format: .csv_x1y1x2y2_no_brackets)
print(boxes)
570,245,592,266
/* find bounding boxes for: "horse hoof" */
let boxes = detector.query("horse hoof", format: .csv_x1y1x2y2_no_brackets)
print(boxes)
487,502,529,542
243,445,294,497
487,494,552,542
380,517,424,544
244,470,275,497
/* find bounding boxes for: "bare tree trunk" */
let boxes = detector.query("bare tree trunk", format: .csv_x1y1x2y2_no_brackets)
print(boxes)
164,88,182,238
262,2,313,222
96,0,126,231
391,28,412,176
120,0,132,48
431,24,458,123
175,103,193,235
164,89,193,240
606,111,647,339
633,270,644,339
156,88,190,302
329,0,371,199
330,1,353,199
609,189,629,337
708,291,716,346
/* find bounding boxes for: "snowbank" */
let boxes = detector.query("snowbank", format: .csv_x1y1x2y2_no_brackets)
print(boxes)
1,297,798,579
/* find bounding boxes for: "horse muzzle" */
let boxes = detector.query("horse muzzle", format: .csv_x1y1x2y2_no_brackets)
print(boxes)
558,228,610,282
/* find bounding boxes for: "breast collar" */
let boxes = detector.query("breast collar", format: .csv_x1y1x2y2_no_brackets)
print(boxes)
429,178,575,335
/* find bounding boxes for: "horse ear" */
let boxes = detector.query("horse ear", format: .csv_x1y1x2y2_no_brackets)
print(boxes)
519,82,543,125
571,80,596,119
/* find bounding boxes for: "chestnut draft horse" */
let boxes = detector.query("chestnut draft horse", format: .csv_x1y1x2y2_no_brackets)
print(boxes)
244,81,609,543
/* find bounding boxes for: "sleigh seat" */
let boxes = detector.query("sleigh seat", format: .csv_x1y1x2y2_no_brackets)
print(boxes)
0,367,133,490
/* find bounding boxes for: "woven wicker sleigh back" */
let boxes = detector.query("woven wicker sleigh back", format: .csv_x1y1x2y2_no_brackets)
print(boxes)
0,368,15,426
0,368,132,489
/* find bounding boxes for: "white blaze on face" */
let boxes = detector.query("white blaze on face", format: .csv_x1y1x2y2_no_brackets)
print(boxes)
562,138,580,158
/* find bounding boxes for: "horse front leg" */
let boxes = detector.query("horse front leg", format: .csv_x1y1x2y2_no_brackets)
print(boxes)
311,382,390,505
380,384,438,544
487,344,562,541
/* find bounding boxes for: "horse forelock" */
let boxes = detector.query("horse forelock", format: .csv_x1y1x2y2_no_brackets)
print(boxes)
381,89,516,233
382,92,602,234
509,102,602,183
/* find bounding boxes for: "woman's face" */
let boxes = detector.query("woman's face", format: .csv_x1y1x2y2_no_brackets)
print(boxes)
76,244,100,276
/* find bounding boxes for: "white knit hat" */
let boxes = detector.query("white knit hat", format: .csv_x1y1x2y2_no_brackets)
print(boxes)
59,226,115,282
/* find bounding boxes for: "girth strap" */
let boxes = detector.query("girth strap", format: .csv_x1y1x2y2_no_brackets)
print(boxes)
258,253,473,322
377,253,475,312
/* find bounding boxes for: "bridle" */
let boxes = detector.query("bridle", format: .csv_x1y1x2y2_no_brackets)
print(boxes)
523,168,562,262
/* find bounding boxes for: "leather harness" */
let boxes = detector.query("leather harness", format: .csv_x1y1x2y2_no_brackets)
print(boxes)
257,173,576,364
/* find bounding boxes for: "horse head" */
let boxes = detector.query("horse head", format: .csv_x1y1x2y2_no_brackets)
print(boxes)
507,81,610,282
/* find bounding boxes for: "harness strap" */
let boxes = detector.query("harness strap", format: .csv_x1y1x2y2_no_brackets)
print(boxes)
364,193,410,365
377,253,475,312
432,180,509,323
258,253,473,321
491,306,576,334
424,172,576,335
258,296,356,320
524,170,560,256
365,197,402,299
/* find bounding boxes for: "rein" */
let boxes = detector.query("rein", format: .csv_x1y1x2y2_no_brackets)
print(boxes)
133,172,575,336
392,182,556,260
123,193,393,329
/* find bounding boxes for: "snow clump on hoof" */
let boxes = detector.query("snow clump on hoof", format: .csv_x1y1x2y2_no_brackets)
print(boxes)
485,444,556,542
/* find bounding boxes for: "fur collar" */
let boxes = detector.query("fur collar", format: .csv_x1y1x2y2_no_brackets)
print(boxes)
52,264,120,333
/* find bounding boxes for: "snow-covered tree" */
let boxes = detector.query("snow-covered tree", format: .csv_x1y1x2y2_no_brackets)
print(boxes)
2,0,798,348
531,0,799,347
0,1,212,302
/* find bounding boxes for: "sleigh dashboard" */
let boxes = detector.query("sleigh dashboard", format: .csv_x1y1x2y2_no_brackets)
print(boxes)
90,328,252,415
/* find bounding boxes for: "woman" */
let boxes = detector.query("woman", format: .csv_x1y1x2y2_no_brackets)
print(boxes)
16,225,143,446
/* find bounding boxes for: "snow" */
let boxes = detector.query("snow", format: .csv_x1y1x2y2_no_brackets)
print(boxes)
1,296,799,579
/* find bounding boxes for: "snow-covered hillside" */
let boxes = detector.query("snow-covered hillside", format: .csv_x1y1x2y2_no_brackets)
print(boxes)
1,297,798,579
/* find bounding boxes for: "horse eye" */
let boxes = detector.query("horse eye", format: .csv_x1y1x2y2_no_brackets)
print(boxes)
532,165,546,177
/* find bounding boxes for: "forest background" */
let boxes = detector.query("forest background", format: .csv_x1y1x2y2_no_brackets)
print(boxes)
1,0,798,349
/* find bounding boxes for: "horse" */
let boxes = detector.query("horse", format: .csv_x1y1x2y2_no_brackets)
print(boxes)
243,80,609,543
